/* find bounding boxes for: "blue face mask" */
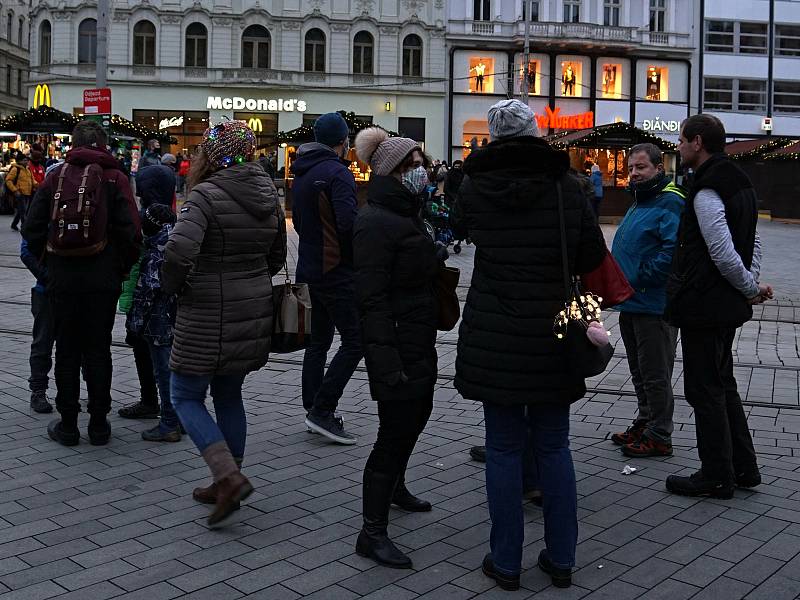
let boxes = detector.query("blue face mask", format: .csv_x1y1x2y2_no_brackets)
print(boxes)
401,166,428,195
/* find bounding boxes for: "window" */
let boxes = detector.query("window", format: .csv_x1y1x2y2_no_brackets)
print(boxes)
133,20,156,66
738,79,766,111
518,59,540,95
739,22,767,54
561,60,582,97
5,65,10,93
242,25,270,69
6,11,12,41
353,30,373,74
40,20,51,65
18,17,23,47
16,67,20,97
304,28,325,72
600,63,622,99
604,0,620,27
184,22,207,67
474,0,490,20
645,65,669,101
705,21,767,55
649,0,665,32
402,34,422,77
468,56,494,93
522,1,539,21
704,77,733,110
398,117,425,145
78,18,97,64
563,0,580,23
705,20,734,52
774,81,800,113
776,24,800,57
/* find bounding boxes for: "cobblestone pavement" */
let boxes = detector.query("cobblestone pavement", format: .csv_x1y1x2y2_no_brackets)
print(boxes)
0,214,799,600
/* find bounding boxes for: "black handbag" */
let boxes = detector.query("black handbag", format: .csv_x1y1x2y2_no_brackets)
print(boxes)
554,180,613,379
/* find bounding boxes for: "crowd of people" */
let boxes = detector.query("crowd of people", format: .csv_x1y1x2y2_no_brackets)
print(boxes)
9,101,773,591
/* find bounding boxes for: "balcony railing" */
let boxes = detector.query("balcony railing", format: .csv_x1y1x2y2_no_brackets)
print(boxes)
471,21,496,35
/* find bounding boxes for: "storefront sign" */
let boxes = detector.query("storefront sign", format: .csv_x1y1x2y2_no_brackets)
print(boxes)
248,117,263,133
33,84,52,109
207,96,307,112
83,88,112,115
159,116,184,129
535,107,594,130
642,118,680,133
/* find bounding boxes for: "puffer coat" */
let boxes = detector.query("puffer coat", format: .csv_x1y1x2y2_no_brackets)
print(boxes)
161,162,287,375
353,175,439,403
451,136,606,405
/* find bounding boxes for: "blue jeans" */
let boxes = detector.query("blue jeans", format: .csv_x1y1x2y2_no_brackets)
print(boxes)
483,402,577,576
170,372,247,458
301,280,363,415
147,342,179,431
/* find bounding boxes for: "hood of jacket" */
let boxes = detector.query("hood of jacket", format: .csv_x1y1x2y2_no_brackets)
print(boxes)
136,165,175,207
462,136,570,210
204,162,276,219
65,146,120,170
291,142,344,178
367,175,420,217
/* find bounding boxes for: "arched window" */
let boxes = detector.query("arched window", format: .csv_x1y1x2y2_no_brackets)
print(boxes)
78,18,97,64
242,25,270,69
40,20,51,65
17,17,23,47
304,28,325,73
402,34,422,77
185,22,207,67
353,31,374,74
6,11,13,41
133,20,156,66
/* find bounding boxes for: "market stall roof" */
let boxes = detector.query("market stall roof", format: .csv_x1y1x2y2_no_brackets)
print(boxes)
543,122,677,151
277,111,398,145
726,137,794,160
763,140,800,160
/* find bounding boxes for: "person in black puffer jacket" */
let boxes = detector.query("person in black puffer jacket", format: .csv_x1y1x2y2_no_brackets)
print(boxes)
452,100,606,590
352,127,441,571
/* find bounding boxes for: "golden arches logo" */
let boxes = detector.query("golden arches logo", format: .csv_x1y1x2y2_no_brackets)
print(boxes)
33,84,52,108
247,117,263,133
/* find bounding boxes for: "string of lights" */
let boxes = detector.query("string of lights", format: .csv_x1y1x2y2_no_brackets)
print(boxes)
276,110,397,144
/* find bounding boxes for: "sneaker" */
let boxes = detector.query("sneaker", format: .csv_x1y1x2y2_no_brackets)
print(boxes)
87,418,111,446
611,421,647,446
47,419,80,446
537,549,572,588
666,470,734,499
735,467,762,488
469,446,487,463
621,437,673,458
481,554,520,591
30,391,53,414
118,401,159,419
304,412,357,445
141,425,181,443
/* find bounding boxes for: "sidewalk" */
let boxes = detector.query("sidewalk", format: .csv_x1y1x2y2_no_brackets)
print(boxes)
0,215,798,599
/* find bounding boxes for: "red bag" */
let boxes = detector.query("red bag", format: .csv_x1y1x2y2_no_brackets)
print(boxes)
580,249,634,309
47,163,109,256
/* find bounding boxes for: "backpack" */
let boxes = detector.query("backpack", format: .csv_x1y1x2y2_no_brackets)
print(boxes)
47,163,109,256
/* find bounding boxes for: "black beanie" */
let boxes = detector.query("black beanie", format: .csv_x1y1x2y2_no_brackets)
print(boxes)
143,203,176,236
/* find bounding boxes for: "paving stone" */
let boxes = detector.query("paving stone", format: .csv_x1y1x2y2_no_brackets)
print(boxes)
638,578,701,600
583,580,647,600
618,556,682,588
396,562,470,595
691,576,754,600
745,575,800,600
671,555,734,588
0,580,66,600
167,559,250,593
655,536,715,565
726,553,785,585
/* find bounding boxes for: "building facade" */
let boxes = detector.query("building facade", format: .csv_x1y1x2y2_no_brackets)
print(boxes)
700,0,800,138
0,0,31,120
28,0,447,157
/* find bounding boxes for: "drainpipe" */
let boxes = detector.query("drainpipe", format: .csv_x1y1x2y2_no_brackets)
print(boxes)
698,0,704,114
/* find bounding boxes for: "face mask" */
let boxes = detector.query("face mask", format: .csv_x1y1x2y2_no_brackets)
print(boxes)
401,166,428,195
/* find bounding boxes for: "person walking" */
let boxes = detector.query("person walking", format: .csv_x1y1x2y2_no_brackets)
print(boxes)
589,163,604,220
451,99,606,590
8,153,36,231
291,112,362,444
161,120,287,528
22,120,141,446
611,143,685,458
665,114,772,498
352,127,442,569
177,155,190,195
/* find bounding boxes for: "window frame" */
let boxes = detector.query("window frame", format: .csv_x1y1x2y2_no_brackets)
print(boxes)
78,18,97,64
704,20,767,55
402,34,423,78
474,0,491,21
703,77,734,111
522,0,540,21
40,20,51,65
133,20,157,67
304,28,326,73
649,0,666,33
603,0,621,27
242,25,271,69
563,0,580,24
774,80,800,113
17,16,23,47
703,77,767,112
184,22,208,68
6,11,12,41
776,24,800,57
352,30,374,75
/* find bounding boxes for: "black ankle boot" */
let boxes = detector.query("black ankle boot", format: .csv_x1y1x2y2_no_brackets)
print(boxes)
355,468,413,569
392,480,432,512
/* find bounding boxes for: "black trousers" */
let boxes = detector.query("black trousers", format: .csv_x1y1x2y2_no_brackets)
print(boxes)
50,292,118,420
29,289,55,393
126,331,159,407
681,327,757,482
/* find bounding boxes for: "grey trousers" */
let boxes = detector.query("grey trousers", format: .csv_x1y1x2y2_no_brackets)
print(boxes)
618,312,678,444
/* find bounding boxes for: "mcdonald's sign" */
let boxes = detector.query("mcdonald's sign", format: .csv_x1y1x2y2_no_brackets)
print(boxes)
33,84,52,108
247,117,263,133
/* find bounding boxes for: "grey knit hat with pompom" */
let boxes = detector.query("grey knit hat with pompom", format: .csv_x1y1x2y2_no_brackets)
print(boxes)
355,127,420,176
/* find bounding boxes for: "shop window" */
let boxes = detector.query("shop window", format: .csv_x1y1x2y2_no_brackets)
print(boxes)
474,0,490,21
462,119,490,159
39,20,51,65
402,34,422,77
738,79,766,112
519,59,541,95
468,57,494,93
132,110,209,154
304,28,326,73
563,0,580,23
776,24,800,57
242,25,270,69
705,20,734,52
353,31,374,75
603,0,620,27
600,63,622,99
645,66,668,101
649,0,666,32
704,77,733,110
522,1,539,21
233,112,279,151
775,81,800,113
133,20,156,66
560,61,582,97
185,23,207,68
78,18,97,64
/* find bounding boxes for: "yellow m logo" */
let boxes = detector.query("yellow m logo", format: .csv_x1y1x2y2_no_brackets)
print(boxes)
33,84,51,108
247,117,263,133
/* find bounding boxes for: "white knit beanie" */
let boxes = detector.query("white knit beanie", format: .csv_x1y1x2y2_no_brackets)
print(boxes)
355,127,421,176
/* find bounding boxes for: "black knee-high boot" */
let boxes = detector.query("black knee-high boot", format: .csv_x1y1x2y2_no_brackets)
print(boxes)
356,468,413,569
392,464,432,512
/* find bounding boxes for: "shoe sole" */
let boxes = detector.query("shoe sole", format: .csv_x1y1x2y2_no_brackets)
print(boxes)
665,481,734,500
304,418,357,445
482,562,521,591
208,482,253,530
47,427,79,447
537,558,572,588
355,547,413,569
142,435,181,443
89,435,111,446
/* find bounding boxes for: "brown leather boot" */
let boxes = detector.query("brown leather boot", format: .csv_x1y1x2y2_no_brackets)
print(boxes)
193,456,243,507
208,472,253,529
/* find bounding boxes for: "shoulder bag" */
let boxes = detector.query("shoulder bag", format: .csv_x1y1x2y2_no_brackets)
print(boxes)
271,264,312,354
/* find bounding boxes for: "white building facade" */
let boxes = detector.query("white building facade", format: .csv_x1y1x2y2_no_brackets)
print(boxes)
0,0,31,120
28,0,447,156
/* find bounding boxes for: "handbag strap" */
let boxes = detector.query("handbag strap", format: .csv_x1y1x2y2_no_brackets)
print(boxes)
555,178,571,301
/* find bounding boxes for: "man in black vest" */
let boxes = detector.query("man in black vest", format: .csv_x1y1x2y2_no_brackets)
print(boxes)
664,115,772,498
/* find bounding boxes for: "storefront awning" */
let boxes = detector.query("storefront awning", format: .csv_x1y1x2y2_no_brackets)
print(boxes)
544,122,677,152
277,111,397,145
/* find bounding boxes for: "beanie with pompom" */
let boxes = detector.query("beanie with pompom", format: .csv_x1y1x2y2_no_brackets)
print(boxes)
355,127,421,176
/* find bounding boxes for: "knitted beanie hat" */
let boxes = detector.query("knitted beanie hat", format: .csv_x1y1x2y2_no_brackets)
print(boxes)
201,120,256,169
488,99,539,141
313,112,350,147
355,127,420,176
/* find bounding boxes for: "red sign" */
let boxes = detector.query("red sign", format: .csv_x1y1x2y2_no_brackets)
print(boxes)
83,88,112,115
536,106,594,131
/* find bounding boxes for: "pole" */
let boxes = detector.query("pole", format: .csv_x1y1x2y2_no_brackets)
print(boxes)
522,1,531,105
96,0,109,88
767,0,775,135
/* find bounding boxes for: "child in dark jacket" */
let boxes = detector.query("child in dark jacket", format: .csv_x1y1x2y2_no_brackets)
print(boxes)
126,204,180,442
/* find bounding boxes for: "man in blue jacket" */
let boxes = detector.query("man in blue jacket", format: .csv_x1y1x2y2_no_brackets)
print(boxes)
291,112,362,445
611,143,685,458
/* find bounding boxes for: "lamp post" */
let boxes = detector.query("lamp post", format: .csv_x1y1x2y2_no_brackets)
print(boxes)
96,0,109,88
522,1,531,107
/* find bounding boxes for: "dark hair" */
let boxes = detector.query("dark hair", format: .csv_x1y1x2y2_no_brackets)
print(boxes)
395,148,431,175
681,114,726,153
72,120,108,148
629,143,663,166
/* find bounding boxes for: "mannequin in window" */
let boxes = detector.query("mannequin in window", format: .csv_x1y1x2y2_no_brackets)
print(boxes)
471,61,487,92
563,63,576,96
603,65,616,97
527,61,537,94
647,68,661,100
